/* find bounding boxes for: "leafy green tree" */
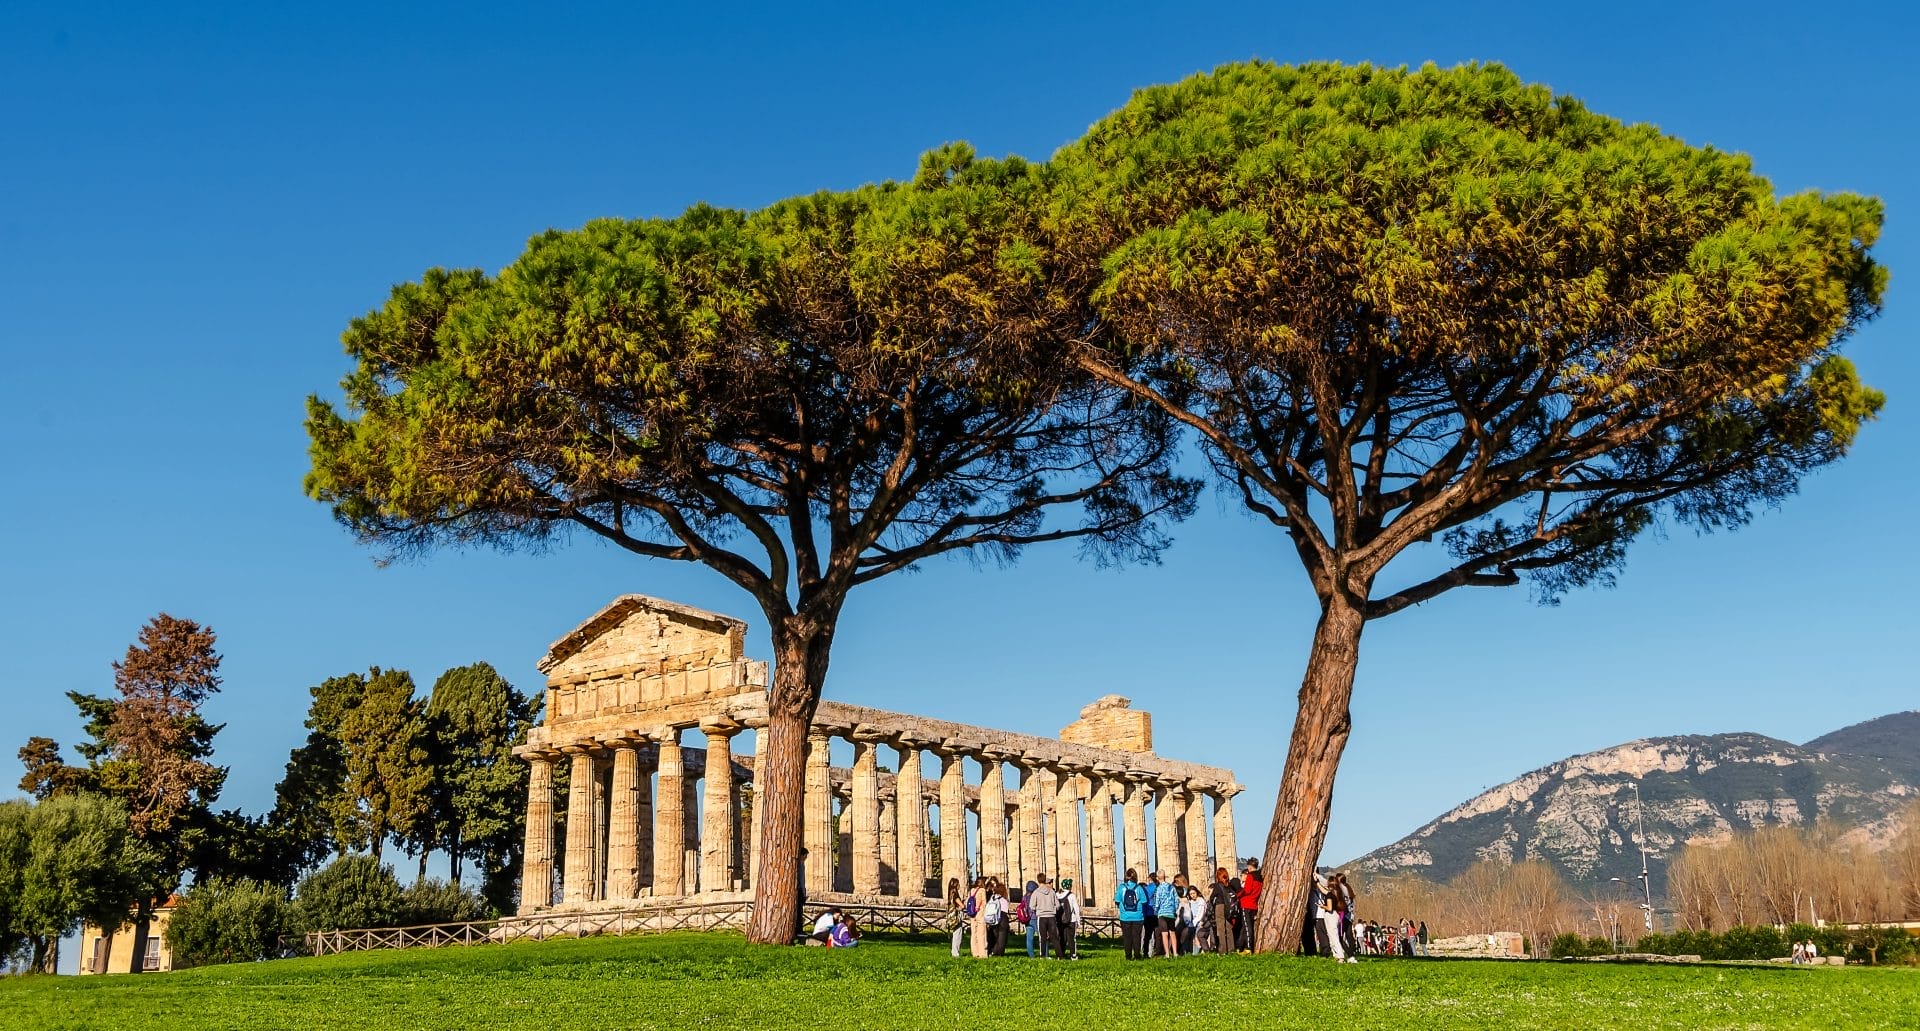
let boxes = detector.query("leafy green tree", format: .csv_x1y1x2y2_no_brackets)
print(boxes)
327,669,431,864
421,662,538,906
292,854,405,933
163,877,293,967
304,154,1197,941
264,671,372,876
0,794,154,973
1050,61,1885,951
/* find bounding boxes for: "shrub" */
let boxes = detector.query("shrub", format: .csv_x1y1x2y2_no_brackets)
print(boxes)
165,877,292,968
1549,933,1586,959
294,856,404,933
399,878,488,926
1586,936,1612,956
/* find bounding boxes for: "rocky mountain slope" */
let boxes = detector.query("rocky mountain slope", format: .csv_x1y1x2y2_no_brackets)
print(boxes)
1345,712,1920,891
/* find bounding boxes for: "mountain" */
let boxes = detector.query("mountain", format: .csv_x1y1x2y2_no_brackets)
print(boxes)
1345,712,1920,892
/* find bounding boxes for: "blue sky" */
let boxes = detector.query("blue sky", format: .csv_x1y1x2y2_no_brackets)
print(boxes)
4,0,1916,897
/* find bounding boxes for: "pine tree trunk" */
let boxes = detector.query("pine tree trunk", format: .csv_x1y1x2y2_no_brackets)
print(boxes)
128,899,153,975
744,622,831,945
1253,594,1367,954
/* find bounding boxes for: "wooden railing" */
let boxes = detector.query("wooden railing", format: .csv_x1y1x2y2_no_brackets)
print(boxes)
305,900,1126,957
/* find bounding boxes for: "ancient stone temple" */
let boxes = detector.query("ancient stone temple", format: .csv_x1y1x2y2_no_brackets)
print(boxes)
514,595,1241,916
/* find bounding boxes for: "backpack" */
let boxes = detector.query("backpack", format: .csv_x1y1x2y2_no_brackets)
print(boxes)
964,896,977,918
985,897,1003,925
1016,899,1031,925
1123,884,1139,910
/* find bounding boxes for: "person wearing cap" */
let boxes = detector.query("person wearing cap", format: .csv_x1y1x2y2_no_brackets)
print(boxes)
1237,858,1262,953
1057,877,1082,959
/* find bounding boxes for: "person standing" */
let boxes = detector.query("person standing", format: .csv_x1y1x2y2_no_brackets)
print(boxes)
1237,861,1262,953
1417,920,1429,957
988,878,1011,956
1153,870,1181,958
967,877,990,959
1115,868,1149,960
1058,878,1082,960
1021,880,1040,958
1029,874,1061,959
946,877,967,958
1209,868,1239,955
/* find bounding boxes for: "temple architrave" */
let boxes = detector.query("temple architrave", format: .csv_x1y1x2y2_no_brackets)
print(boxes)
513,595,1242,915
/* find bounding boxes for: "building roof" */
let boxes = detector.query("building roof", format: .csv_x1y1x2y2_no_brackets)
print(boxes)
537,594,749,673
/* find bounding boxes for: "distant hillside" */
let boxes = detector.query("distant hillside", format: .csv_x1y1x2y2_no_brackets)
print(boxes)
1346,712,1920,891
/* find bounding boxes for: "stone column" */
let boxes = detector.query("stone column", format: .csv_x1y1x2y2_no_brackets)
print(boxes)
978,751,1009,881
1085,769,1116,906
562,749,597,904
1154,781,1182,876
700,721,738,892
834,790,854,892
605,741,643,901
894,741,928,898
748,733,765,890
1053,765,1084,900
518,753,554,914
1183,784,1210,879
635,749,654,893
878,796,897,894
851,737,881,895
1019,762,1046,881
938,747,969,891
1122,776,1150,881
1211,785,1240,873
682,768,702,894
592,758,608,899
804,731,833,894
652,728,685,896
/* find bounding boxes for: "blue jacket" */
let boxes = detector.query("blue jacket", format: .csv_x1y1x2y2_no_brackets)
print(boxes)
1152,882,1179,918
1114,879,1149,921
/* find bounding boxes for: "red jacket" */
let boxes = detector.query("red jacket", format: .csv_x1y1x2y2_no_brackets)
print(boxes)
1239,876,1262,909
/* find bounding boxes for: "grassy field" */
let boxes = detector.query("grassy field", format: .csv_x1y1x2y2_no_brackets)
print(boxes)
4,932,1914,1031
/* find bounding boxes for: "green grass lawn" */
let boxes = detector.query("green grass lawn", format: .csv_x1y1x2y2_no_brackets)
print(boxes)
4,932,1913,1031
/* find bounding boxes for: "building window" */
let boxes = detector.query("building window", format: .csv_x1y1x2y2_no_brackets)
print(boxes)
91,937,106,974
143,936,162,971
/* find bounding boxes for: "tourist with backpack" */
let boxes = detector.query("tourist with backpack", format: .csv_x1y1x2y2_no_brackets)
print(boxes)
1058,877,1082,959
1115,868,1149,959
967,877,990,958
1020,879,1039,956
1208,867,1239,955
1028,874,1061,958
987,878,1010,956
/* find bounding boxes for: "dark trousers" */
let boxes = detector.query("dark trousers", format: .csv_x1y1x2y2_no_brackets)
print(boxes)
1177,924,1195,955
1121,920,1146,959
1058,920,1076,958
1035,916,1058,957
990,920,1008,956
1238,908,1257,951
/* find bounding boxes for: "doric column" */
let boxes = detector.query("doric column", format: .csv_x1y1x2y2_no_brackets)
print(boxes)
518,753,554,914
562,748,598,903
605,741,643,901
834,789,854,892
700,721,738,893
978,750,1009,881
804,731,833,894
1183,784,1210,879
895,741,927,898
1122,775,1150,880
1211,785,1240,873
592,757,608,898
878,796,898,894
748,733,765,890
938,746,969,891
1085,768,1117,906
1053,765,1084,899
851,736,881,894
635,748,654,893
1019,761,1046,881
682,767,702,893
1154,780,1182,876
652,728,685,896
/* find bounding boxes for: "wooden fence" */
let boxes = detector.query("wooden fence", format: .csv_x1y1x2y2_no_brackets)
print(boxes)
306,900,1126,957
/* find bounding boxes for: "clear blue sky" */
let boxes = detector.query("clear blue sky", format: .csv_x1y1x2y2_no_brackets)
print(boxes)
5,0,1916,888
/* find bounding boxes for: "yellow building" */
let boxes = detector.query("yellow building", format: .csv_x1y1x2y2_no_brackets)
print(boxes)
76,896,178,974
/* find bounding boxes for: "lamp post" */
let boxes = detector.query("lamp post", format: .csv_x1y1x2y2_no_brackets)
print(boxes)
1626,781,1655,932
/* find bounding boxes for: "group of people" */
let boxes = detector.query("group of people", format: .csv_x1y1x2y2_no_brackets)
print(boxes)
1304,869,1428,962
948,872,1084,958
802,906,863,948
1790,939,1822,964
1111,858,1264,959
